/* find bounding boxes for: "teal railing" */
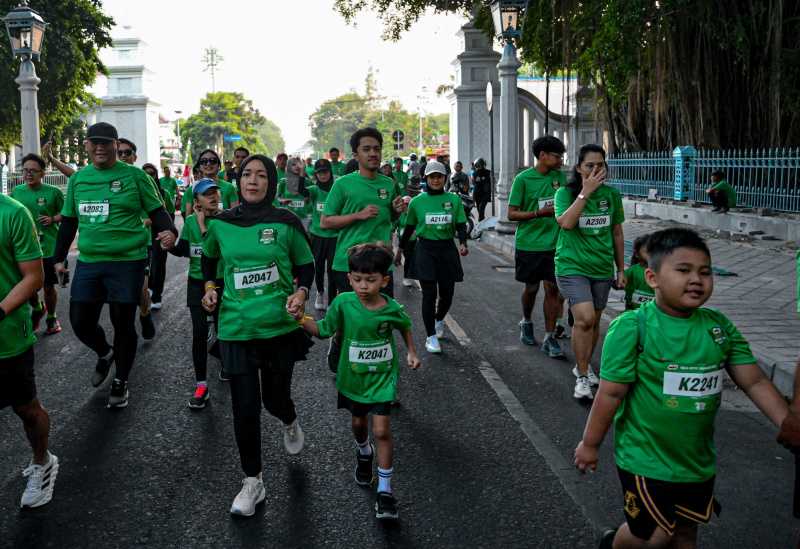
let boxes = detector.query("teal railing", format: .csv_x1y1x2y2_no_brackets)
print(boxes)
1,169,69,195
606,147,800,213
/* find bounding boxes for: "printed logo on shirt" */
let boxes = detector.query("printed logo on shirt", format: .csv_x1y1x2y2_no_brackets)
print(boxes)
599,199,609,211
624,491,640,518
443,201,453,211
377,321,391,337
109,180,123,193
710,326,727,346
36,197,46,206
377,188,389,200
259,228,276,245
316,202,325,212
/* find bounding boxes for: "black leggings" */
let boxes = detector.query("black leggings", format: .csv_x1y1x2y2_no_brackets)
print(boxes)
476,200,489,221
189,305,219,382
312,237,337,299
228,348,297,476
149,243,168,302
69,301,138,381
420,280,455,337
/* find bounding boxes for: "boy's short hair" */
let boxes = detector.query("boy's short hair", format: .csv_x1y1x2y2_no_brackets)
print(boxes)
21,153,46,170
348,243,393,275
647,228,711,272
532,135,566,159
711,170,725,179
350,127,383,153
329,147,340,154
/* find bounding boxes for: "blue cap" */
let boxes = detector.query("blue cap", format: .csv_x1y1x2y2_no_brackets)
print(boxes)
193,178,219,196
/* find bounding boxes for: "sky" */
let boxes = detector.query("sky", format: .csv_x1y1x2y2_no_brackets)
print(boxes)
99,0,469,152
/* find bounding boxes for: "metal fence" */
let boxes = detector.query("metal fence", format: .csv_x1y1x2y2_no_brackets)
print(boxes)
606,147,800,213
1,169,69,195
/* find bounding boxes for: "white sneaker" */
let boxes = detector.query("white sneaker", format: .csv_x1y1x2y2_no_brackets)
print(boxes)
434,319,445,339
230,476,266,516
150,301,162,310
573,376,594,400
425,335,442,354
314,292,326,311
402,278,414,287
572,365,600,386
283,419,305,455
20,452,59,508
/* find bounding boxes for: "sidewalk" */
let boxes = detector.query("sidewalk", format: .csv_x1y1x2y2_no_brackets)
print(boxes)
481,217,799,395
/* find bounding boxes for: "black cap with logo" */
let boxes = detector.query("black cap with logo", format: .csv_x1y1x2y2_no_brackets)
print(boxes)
86,122,118,142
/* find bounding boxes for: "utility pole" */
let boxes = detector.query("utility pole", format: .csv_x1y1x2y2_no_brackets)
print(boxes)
202,47,223,92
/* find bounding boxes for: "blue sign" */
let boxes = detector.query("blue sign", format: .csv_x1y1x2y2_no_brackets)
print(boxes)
224,134,242,142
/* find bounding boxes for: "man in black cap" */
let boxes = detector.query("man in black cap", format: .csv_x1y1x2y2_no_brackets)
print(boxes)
53,122,177,408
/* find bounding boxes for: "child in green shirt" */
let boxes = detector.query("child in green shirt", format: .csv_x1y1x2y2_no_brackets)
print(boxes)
574,228,790,549
297,243,420,521
623,234,655,310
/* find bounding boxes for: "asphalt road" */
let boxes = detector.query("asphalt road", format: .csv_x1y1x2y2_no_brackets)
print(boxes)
0,238,797,549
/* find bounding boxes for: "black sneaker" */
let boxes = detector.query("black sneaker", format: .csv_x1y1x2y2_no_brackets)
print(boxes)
374,491,399,520
188,385,209,409
354,443,375,486
107,379,129,408
91,353,114,387
598,528,617,549
140,313,156,340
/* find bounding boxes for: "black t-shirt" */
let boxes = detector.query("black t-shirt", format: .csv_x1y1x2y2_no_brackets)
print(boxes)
473,168,492,197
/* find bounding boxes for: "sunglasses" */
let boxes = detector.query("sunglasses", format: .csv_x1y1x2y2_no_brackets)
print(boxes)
118,149,134,157
199,158,219,166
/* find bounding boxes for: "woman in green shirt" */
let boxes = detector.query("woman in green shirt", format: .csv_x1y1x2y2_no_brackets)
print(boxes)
306,158,338,310
276,157,311,222
181,149,239,218
200,154,315,517
555,144,626,400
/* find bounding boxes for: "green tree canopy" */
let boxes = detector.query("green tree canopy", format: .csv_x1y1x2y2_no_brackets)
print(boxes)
0,0,113,150
255,119,286,157
181,92,285,161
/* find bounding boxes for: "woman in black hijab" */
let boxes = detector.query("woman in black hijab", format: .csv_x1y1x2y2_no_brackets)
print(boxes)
200,154,315,517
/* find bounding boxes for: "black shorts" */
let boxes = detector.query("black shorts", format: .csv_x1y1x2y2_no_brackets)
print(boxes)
514,250,556,285
42,257,58,287
0,347,36,409
70,259,147,304
617,468,718,539
337,392,391,417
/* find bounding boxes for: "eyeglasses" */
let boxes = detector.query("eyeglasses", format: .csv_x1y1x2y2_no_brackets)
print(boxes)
199,158,219,166
547,152,564,160
118,149,134,157
22,168,42,175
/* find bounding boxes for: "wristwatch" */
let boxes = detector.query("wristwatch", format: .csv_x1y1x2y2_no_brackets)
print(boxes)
577,193,587,201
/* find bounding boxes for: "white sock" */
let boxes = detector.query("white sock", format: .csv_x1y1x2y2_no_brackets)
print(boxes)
377,467,393,493
356,438,372,456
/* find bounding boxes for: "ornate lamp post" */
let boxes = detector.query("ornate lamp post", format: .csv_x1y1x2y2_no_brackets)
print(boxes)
4,1,46,156
487,0,527,233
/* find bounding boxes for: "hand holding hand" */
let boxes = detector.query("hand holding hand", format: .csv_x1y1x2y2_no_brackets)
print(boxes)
54,262,68,275
38,215,53,227
459,244,469,257
285,290,307,318
201,288,218,312
157,230,176,250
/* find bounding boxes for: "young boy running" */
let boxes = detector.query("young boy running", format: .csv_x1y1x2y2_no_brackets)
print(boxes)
574,228,790,549
296,243,420,521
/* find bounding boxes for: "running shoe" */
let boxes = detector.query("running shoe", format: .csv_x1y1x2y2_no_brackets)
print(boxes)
91,353,114,387
402,278,414,287
107,379,129,408
599,529,617,549
150,300,162,311
354,443,375,486
572,365,600,386
314,292,326,311
519,319,537,346
140,313,156,340
374,491,399,520
230,476,265,517
31,302,46,332
45,317,62,335
283,420,305,455
541,336,565,359
20,452,59,508
425,335,442,354
573,376,594,400
434,319,445,339
188,384,209,409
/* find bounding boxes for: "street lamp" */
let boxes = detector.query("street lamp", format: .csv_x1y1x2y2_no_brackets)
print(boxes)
4,1,46,156
486,0,528,233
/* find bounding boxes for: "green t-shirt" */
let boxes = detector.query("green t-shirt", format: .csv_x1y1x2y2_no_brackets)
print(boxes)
601,301,756,482
10,183,64,258
392,171,409,195
277,179,310,219
305,165,315,179
277,168,286,182
323,172,400,272
178,214,223,280
508,168,564,252
159,177,179,210
0,195,42,358
404,191,467,241
317,292,412,404
180,178,238,214
554,184,624,279
203,220,313,341
710,180,736,208
330,161,346,178
307,186,337,238
623,263,655,310
62,162,164,263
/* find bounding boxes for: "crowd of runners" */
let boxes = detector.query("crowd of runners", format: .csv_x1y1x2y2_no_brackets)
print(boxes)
1,121,799,548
